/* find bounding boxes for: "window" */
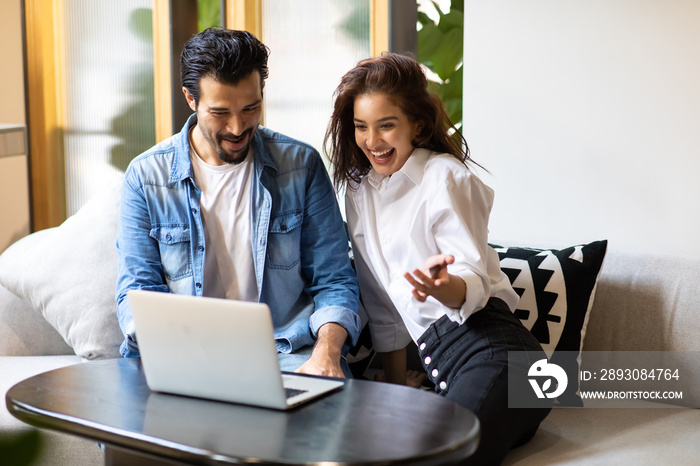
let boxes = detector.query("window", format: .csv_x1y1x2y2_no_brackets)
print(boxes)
261,0,371,159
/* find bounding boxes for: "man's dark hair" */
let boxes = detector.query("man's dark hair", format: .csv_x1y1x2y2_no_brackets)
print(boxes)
180,28,270,107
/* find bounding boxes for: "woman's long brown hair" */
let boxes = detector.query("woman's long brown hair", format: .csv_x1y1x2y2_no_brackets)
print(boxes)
324,53,477,189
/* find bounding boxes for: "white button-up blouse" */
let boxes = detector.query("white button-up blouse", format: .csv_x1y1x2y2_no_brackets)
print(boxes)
346,148,519,352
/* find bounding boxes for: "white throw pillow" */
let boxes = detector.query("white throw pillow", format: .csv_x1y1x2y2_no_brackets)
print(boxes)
0,177,124,359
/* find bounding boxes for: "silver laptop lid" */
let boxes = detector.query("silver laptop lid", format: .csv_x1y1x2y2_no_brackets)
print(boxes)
129,290,290,409
127,290,343,410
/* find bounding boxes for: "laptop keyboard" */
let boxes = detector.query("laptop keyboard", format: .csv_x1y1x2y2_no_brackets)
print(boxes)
285,387,309,399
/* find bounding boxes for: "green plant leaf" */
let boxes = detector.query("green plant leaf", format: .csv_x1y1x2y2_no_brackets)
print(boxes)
443,97,463,128
417,21,444,70
438,9,464,33
417,11,433,27
440,65,463,100
430,28,463,80
418,0,464,130
198,0,221,31
0,430,42,465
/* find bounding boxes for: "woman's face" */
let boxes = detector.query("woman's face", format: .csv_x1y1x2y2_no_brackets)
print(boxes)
353,92,421,177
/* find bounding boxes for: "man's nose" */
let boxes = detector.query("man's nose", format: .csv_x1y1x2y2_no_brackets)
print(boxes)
227,114,245,136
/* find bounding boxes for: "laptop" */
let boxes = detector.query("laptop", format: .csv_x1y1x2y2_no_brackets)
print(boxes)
127,290,344,410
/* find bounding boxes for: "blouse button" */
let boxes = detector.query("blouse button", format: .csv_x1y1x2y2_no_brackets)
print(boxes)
424,356,431,365
419,342,426,351
439,381,447,390
432,368,439,378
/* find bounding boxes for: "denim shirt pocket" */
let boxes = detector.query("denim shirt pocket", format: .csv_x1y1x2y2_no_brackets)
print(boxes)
149,225,192,280
267,210,303,269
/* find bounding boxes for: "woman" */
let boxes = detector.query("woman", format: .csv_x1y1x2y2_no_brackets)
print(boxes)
325,53,551,465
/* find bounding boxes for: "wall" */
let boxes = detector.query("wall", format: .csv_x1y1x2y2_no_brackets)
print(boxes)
0,0,30,252
464,0,700,257
0,1,26,125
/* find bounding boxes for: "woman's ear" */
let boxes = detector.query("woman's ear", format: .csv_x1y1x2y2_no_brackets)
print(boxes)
413,120,426,145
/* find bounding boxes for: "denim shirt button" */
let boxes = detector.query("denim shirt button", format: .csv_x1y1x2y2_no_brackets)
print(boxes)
191,208,197,214
197,245,204,251
195,282,202,288
165,233,172,241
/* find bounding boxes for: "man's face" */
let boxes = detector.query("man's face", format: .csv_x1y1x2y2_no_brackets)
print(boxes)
184,72,263,165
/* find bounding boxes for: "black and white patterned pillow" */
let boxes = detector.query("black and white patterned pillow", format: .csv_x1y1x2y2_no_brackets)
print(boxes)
492,240,608,405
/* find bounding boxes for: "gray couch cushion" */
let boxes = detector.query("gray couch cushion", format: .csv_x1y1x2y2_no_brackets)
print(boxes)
584,251,700,352
0,284,73,356
503,405,700,465
0,177,124,359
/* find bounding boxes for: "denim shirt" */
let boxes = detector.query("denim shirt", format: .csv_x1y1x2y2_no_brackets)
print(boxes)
116,115,360,357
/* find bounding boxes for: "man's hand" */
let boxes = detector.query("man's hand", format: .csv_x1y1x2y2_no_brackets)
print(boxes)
295,322,348,378
404,254,467,309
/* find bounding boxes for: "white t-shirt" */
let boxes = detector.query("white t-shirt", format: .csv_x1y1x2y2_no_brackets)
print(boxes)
189,139,258,302
345,148,519,352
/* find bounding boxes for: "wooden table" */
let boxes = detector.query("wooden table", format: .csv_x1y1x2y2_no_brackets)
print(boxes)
6,358,479,465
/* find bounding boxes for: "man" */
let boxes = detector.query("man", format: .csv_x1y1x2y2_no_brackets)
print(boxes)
115,28,360,377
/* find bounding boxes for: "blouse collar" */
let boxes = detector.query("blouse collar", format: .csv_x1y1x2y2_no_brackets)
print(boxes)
366,148,433,190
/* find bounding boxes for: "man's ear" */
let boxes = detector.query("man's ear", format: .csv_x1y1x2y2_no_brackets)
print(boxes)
182,87,196,112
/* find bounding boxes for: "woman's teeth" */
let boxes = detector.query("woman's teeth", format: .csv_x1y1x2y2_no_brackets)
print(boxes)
371,148,393,160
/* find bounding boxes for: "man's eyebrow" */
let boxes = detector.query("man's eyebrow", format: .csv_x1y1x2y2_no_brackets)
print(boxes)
206,99,262,112
244,99,263,109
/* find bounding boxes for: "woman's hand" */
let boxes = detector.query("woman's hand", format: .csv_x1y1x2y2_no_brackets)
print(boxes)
404,255,466,309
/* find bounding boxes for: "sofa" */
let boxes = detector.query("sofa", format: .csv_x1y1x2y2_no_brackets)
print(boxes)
1,176,698,465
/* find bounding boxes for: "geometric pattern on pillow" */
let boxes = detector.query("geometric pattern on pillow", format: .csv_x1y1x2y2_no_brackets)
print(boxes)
491,240,608,405
492,240,608,355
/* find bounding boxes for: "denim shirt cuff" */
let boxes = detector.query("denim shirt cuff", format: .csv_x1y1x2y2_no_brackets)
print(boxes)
274,311,315,354
119,333,140,358
309,305,362,346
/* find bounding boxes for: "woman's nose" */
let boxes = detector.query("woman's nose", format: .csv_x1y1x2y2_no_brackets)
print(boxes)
367,128,379,148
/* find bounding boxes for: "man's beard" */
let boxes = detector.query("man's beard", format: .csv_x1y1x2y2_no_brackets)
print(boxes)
215,128,254,165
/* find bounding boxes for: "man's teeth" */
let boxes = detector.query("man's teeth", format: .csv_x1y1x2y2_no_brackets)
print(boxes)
371,148,393,158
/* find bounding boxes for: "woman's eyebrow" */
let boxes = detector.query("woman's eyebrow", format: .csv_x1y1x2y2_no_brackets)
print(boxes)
353,116,398,123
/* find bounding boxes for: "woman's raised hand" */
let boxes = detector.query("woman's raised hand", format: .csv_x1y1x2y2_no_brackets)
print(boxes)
404,254,466,309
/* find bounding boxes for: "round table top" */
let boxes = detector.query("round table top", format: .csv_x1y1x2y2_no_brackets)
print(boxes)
7,358,479,465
